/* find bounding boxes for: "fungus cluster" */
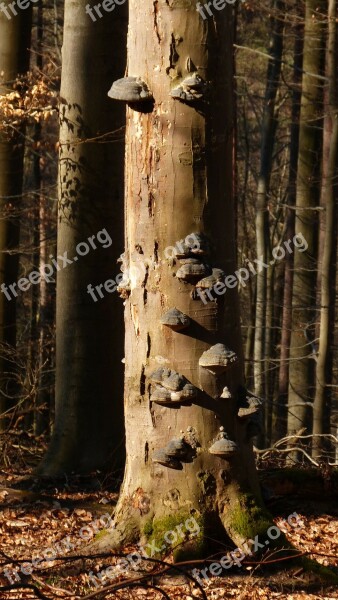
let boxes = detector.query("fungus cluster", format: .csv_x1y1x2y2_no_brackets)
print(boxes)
174,233,212,284
149,368,198,405
170,72,207,103
236,388,263,439
195,268,226,291
152,436,193,470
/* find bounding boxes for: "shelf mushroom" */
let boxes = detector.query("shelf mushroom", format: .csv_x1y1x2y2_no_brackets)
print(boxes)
108,77,153,107
149,367,171,385
195,268,226,291
165,437,190,460
170,73,207,103
170,383,199,403
237,389,263,419
209,427,238,457
160,308,190,332
152,448,182,470
220,386,232,400
161,372,187,392
150,369,198,406
150,386,172,404
199,343,238,374
176,260,212,283
174,233,210,259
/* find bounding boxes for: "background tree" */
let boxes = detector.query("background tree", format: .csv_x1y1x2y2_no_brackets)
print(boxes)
287,0,326,441
38,0,127,475
0,1,32,429
313,0,338,459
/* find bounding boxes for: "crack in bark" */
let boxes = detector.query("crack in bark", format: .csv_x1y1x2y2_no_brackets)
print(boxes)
140,365,146,396
166,33,180,75
153,1,161,44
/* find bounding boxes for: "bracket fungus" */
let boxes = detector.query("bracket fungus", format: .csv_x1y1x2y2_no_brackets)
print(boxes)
238,399,262,419
165,437,191,460
209,427,238,457
237,388,263,418
176,261,212,283
150,386,172,404
150,370,198,406
170,383,199,403
170,73,207,103
199,343,238,374
195,268,226,290
160,308,191,331
152,449,182,470
161,372,187,391
220,386,232,399
149,367,171,385
174,233,210,259
108,77,153,105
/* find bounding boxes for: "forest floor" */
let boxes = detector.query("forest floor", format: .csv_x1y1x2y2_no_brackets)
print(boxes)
0,434,337,600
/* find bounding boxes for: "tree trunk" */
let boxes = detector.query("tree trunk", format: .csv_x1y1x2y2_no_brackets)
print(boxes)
90,0,274,557
38,0,127,475
0,2,32,429
313,0,338,459
254,0,284,413
287,0,326,443
274,18,303,441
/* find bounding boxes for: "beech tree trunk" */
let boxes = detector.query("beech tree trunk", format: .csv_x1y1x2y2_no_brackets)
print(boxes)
313,0,338,459
91,0,272,556
254,0,284,417
274,18,303,441
287,0,325,441
38,0,127,475
0,2,32,428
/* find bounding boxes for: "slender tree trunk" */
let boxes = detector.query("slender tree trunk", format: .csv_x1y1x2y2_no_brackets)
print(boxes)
313,0,338,459
89,0,276,557
254,0,284,414
34,1,53,436
274,19,303,441
0,3,32,429
38,0,127,475
287,0,326,443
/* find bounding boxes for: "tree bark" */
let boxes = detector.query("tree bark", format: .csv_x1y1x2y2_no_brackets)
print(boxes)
38,0,127,475
313,0,338,459
274,17,303,441
254,0,284,417
287,0,326,442
0,2,32,429
89,0,273,557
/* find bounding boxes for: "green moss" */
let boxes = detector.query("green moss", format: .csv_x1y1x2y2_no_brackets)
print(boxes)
230,493,274,540
301,557,338,585
143,511,206,560
142,518,154,537
94,527,109,541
